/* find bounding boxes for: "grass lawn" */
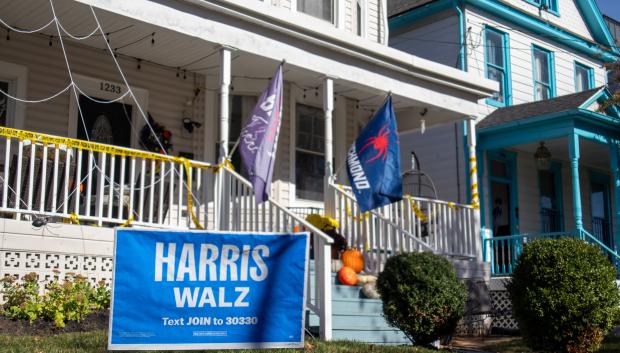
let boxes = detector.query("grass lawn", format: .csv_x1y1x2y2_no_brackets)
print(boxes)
478,334,620,353
0,330,445,353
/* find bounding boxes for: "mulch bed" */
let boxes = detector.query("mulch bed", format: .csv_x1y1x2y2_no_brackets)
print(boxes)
0,310,109,336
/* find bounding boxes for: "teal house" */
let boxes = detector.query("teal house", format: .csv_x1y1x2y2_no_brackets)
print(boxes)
389,0,620,276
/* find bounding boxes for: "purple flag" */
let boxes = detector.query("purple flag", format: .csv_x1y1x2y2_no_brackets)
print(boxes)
239,65,284,203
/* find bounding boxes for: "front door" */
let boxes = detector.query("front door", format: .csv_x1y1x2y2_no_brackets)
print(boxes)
75,95,133,216
76,95,132,147
590,172,612,249
488,151,518,236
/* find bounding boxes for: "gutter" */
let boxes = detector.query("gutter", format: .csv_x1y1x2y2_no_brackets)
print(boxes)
182,0,496,98
454,0,467,71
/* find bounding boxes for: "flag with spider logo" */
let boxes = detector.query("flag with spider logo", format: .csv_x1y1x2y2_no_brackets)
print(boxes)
345,96,402,212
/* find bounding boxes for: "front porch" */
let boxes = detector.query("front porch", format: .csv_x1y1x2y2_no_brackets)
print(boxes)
0,0,496,342
476,88,620,276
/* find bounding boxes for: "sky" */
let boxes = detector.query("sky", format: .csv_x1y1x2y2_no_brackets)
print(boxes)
596,0,620,21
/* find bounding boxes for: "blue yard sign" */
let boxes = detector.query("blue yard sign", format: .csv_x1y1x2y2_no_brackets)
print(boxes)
108,229,309,350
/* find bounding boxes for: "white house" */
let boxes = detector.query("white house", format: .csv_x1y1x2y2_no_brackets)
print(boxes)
0,0,497,342
389,0,620,331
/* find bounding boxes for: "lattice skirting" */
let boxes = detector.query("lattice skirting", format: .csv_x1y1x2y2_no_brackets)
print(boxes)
490,290,518,331
0,250,113,286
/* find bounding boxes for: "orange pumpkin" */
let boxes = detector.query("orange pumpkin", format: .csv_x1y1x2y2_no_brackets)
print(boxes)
341,249,364,273
338,266,358,286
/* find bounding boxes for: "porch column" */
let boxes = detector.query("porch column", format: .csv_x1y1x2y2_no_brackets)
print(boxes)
218,47,232,161
216,47,232,230
568,133,583,232
610,143,620,252
467,119,483,261
323,77,335,218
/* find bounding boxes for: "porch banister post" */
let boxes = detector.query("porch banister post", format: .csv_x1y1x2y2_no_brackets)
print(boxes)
568,133,583,233
467,119,482,260
217,46,232,230
610,142,620,253
218,47,232,161
323,76,335,218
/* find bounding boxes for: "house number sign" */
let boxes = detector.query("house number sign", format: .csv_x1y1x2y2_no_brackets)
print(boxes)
99,80,123,94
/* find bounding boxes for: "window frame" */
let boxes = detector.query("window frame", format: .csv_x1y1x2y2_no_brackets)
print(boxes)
0,60,27,130
531,45,556,101
574,61,595,92
537,161,564,232
295,0,336,24
484,25,512,108
523,0,559,16
294,103,326,202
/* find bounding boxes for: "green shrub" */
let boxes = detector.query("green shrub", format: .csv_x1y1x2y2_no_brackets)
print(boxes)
376,252,467,346
1,272,111,328
507,238,620,353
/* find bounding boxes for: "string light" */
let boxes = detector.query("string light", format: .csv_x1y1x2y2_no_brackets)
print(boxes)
137,58,141,70
151,32,155,46
5,29,9,41
48,35,53,47
176,67,180,78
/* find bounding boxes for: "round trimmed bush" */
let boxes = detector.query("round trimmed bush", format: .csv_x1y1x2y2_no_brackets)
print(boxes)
507,238,620,353
376,252,467,346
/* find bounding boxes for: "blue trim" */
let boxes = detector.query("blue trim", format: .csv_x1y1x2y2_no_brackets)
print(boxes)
574,0,620,53
388,0,620,63
478,109,620,151
531,45,556,100
609,143,620,254
484,25,512,107
454,1,467,71
388,0,452,32
574,61,595,92
522,0,559,16
568,133,583,231
487,149,519,236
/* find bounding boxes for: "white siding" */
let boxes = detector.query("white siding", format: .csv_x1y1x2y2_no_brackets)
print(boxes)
465,8,607,118
502,0,594,42
399,124,467,203
390,12,461,69
0,33,204,159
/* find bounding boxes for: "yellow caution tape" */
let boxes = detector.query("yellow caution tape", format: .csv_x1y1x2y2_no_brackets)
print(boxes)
405,195,428,223
181,158,204,230
120,215,134,227
68,213,80,225
0,126,214,170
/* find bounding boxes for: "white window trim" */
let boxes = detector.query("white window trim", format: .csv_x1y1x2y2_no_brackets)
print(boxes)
0,60,27,130
358,0,367,38
68,73,149,149
289,84,327,206
292,0,339,25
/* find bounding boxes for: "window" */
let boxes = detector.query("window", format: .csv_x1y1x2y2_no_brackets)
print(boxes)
538,163,563,232
574,62,594,92
484,27,511,107
297,0,334,23
228,95,257,175
532,46,555,101
295,104,325,201
524,0,558,15
356,0,363,36
0,80,8,126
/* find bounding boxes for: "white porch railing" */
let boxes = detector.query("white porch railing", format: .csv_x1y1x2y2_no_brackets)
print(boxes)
0,127,213,229
329,183,480,274
216,167,334,339
0,126,334,340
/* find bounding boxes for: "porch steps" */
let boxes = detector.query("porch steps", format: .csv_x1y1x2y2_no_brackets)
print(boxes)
306,268,410,345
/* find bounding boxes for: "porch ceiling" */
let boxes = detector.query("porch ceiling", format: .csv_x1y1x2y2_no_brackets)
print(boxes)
0,0,488,127
513,138,610,171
